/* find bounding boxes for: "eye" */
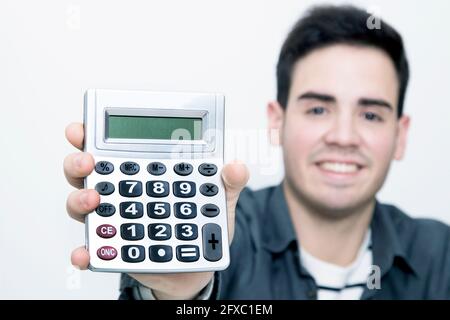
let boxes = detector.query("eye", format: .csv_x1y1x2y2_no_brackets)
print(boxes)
307,106,326,115
363,112,383,122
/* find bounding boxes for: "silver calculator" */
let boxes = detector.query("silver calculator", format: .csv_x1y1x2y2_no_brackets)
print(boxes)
84,89,229,273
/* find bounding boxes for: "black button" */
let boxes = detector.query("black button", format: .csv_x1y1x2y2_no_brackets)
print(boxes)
147,162,166,176
120,162,140,175
119,180,142,197
175,224,198,240
199,163,217,176
148,223,171,240
176,245,200,262
174,162,193,176
200,204,220,217
121,245,145,263
146,181,169,197
120,223,145,241
200,183,218,196
95,182,115,195
149,245,172,262
202,223,222,262
147,202,170,219
174,202,197,219
120,202,144,219
173,181,196,198
96,203,116,217
95,161,114,175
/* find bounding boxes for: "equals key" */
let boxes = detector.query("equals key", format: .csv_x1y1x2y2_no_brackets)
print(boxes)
176,245,199,262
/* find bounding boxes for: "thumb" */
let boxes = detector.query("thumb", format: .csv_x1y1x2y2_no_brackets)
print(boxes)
221,161,249,243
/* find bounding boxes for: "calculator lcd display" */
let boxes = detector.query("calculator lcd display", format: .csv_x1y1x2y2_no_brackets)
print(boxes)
107,115,202,140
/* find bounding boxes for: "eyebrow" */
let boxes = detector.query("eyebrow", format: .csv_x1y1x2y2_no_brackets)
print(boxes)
297,91,393,111
358,98,393,111
297,91,336,102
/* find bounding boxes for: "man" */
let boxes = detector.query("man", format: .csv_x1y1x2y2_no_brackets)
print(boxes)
64,5,450,299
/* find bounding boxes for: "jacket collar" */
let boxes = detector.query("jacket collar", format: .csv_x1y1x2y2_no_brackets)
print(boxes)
262,183,417,276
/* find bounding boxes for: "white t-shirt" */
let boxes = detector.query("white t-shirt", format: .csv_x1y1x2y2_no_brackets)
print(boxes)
300,230,373,300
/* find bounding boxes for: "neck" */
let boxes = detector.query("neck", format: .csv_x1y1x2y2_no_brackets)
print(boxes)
283,181,374,267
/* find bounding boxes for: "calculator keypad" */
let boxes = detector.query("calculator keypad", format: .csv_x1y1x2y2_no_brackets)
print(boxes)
89,159,227,271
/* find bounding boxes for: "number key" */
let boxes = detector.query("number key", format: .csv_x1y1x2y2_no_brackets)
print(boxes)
173,181,196,198
121,245,145,263
120,202,144,219
146,181,169,197
119,180,142,197
175,223,198,240
120,223,144,240
147,202,170,219
174,202,197,219
148,223,171,240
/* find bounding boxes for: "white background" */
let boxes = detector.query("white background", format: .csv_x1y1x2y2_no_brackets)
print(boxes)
0,0,449,299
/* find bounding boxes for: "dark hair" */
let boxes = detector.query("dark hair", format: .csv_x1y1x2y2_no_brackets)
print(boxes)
276,5,409,117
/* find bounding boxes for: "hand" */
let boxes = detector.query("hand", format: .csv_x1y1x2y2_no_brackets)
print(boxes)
64,122,249,299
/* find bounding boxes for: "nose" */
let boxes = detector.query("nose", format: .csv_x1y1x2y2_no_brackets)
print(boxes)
324,112,361,148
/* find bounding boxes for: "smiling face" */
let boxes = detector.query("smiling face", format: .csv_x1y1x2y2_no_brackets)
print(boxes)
268,44,410,217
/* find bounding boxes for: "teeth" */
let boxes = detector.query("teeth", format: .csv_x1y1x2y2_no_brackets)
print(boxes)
320,162,359,173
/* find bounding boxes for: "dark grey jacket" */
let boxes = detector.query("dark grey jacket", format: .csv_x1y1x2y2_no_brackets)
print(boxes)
120,184,450,299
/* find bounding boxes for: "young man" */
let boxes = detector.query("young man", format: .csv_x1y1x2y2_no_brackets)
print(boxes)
64,5,450,299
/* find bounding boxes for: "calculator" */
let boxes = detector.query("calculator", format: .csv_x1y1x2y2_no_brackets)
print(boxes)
83,89,229,273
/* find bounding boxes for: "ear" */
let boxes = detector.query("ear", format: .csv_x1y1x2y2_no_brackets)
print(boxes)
393,115,410,160
267,101,285,145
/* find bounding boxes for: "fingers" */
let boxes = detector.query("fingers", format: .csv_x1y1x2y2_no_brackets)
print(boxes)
71,246,90,270
65,122,85,150
221,161,249,243
64,152,95,188
66,189,100,223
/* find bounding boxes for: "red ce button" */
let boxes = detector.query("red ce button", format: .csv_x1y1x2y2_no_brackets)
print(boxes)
96,224,117,238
